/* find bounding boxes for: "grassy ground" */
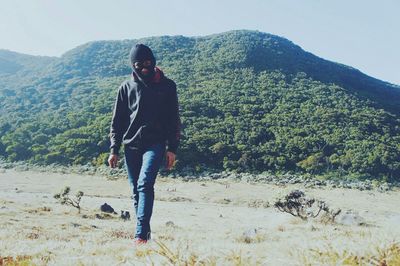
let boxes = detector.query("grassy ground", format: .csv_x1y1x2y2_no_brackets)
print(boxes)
0,169,399,265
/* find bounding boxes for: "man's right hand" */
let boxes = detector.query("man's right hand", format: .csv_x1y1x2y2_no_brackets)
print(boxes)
108,154,119,168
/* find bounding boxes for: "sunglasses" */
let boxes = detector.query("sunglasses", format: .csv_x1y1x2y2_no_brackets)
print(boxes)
134,60,152,69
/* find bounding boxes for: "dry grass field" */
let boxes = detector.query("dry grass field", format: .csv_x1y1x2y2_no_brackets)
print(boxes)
1,168,399,265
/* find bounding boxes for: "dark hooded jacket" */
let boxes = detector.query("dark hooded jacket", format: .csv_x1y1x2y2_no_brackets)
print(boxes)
109,67,181,154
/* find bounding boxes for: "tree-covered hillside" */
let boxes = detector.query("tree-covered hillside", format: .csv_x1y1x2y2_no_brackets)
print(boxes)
0,30,399,181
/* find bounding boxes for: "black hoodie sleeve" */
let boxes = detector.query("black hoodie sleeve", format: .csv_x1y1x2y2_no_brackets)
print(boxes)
109,85,128,155
166,82,181,154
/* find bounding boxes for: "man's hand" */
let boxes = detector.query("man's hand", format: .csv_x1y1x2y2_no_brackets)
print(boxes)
108,154,119,168
165,151,176,170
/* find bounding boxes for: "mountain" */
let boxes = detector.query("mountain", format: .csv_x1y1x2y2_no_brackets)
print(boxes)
0,49,56,75
0,30,399,181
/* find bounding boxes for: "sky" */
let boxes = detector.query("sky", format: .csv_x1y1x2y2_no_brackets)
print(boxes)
0,0,399,85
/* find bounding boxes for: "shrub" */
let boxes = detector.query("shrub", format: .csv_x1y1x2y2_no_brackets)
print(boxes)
274,190,341,222
54,186,84,213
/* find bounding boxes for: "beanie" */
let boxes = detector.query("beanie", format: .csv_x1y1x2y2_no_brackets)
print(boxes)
129,44,156,66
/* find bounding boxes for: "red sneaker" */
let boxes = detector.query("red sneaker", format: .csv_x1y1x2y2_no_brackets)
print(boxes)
134,238,148,245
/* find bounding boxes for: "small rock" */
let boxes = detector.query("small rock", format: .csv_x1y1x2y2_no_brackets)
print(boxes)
337,210,366,226
378,183,390,192
165,221,175,227
100,203,117,214
120,210,131,221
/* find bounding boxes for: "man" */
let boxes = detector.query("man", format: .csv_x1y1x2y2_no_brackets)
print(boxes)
108,44,181,244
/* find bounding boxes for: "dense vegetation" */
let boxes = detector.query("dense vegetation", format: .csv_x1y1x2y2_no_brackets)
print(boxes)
0,30,399,181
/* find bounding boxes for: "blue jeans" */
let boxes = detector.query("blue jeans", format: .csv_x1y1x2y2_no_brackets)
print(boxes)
124,142,166,240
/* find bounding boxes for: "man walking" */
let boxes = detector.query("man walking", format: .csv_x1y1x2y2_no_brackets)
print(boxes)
108,44,181,244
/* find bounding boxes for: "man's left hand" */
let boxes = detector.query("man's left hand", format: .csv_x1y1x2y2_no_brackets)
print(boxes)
165,151,176,170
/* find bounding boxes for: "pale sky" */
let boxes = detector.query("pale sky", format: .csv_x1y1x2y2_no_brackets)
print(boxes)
0,0,399,85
